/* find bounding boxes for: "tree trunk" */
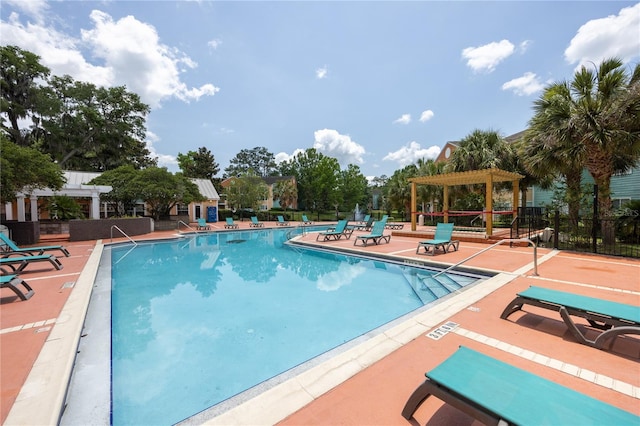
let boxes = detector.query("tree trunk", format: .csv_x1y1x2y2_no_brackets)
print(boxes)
586,152,615,246
565,168,582,235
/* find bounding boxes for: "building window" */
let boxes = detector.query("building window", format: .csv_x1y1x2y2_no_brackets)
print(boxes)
612,198,631,210
177,204,189,215
613,169,633,177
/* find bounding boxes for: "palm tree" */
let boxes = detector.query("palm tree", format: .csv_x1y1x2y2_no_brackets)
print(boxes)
386,164,417,220
446,129,513,206
447,129,509,172
415,158,445,213
521,82,585,232
273,179,298,218
524,58,640,244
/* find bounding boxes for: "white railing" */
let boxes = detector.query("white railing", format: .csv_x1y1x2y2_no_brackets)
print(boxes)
178,220,199,233
434,238,538,278
110,225,138,246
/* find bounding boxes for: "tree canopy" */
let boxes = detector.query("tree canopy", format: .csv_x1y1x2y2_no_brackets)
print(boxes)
522,57,640,243
1,45,156,172
133,168,204,220
0,134,65,202
273,179,298,211
224,146,277,178
338,164,368,212
224,171,269,213
88,165,140,216
90,166,204,220
0,45,50,146
177,146,220,180
278,148,340,213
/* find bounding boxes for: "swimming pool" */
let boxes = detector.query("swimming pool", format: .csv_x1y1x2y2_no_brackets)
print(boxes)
65,227,487,425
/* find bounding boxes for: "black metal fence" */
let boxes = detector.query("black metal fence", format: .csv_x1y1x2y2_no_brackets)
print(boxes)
515,209,640,259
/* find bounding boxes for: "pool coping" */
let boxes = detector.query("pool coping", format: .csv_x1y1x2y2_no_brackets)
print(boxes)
4,241,105,426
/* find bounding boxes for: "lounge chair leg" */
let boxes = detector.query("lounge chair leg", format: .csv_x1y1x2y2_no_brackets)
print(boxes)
402,377,505,425
594,326,640,350
3,278,34,301
558,306,592,346
401,379,434,420
499,296,525,320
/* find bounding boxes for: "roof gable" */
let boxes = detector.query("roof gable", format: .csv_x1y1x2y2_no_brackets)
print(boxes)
191,179,220,200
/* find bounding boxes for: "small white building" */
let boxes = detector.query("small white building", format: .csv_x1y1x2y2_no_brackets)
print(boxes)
4,171,112,222
2,171,221,223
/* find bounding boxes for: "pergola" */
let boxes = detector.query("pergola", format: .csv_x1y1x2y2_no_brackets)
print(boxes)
408,167,524,236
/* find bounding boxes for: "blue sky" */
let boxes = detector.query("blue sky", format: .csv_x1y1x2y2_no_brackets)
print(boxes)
2,1,639,179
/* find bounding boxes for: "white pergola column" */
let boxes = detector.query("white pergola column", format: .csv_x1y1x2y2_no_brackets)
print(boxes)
30,196,39,221
91,192,100,219
4,202,13,220
17,195,26,222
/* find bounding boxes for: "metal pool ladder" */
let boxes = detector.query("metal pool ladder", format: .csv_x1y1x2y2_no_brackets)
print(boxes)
433,238,538,278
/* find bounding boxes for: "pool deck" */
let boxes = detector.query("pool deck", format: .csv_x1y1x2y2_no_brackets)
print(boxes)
1,220,639,425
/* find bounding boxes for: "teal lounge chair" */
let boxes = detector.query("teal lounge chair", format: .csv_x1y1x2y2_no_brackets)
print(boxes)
358,214,371,224
385,221,404,230
316,219,353,241
416,222,459,255
0,254,63,274
402,346,639,425
224,217,239,229
351,216,374,231
276,215,289,226
1,274,34,301
197,218,210,230
250,216,264,227
354,219,391,246
301,215,313,225
501,286,640,350
0,233,70,257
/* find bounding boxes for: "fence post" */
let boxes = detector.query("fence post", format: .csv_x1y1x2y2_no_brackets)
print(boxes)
592,184,598,253
554,210,559,250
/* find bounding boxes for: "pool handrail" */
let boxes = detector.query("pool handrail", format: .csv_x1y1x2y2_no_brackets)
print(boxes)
178,220,201,233
433,238,538,278
110,225,138,246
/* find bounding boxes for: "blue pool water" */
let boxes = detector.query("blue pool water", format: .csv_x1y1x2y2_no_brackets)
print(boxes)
110,228,480,425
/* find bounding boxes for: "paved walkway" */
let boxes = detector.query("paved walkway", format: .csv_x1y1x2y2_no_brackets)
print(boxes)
1,221,638,425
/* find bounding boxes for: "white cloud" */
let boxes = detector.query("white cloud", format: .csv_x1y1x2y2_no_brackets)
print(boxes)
207,38,222,49
519,40,532,54
393,114,411,125
501,72,545,96
145,131,177,168
316,65,328,79
1,12,114,86
462,39,515,73
313,129,365,166
419,110,434,122
4,0,48,24
316,263,365,292
383,141,440,167
82,10,219,107
0,8,219,109
565,3,640,69
275,149,305,164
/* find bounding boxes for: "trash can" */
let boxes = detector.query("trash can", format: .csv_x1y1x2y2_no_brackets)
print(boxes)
418,214,424,226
